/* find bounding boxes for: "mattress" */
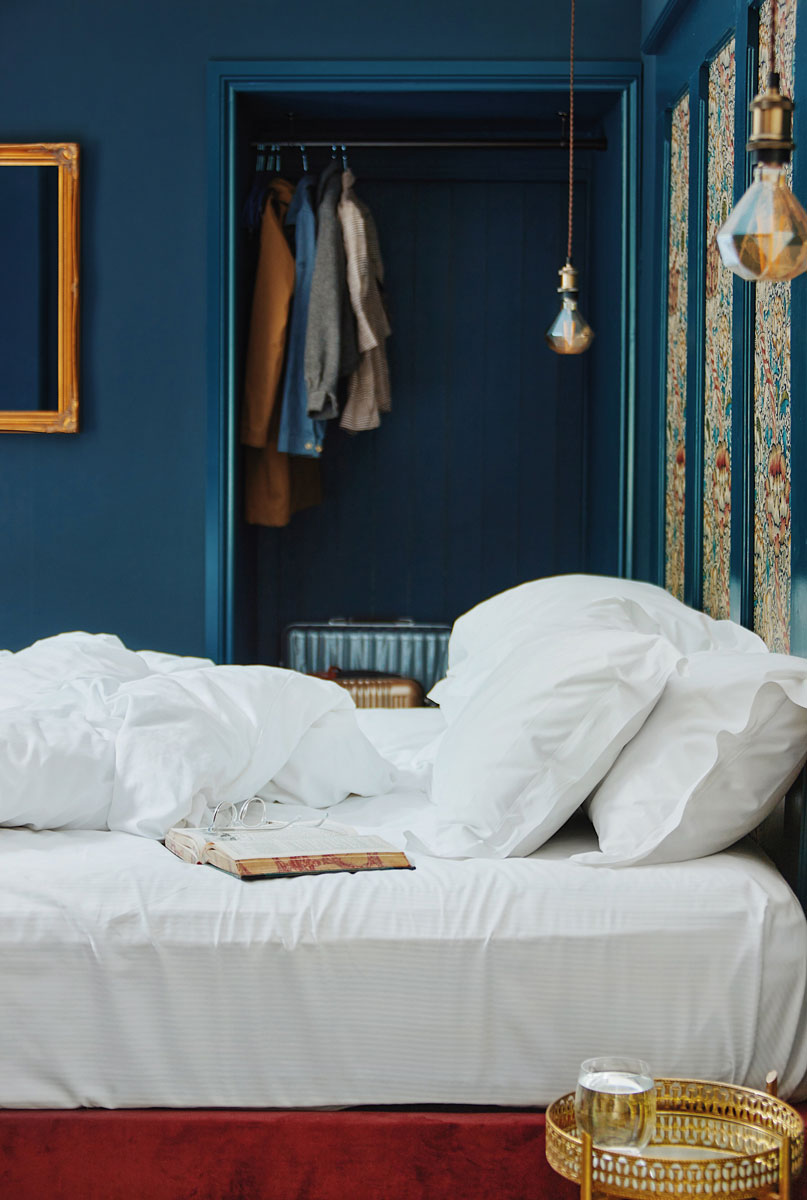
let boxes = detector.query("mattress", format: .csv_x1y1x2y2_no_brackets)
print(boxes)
2,708,807,1110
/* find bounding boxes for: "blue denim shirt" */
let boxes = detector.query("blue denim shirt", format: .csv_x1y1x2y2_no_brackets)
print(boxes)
277,176,327,458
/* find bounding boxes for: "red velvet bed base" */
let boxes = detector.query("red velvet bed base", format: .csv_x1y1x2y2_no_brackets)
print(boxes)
1,1105,806,1200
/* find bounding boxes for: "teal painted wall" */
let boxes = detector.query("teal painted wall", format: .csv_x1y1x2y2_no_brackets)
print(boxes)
0,0,640,656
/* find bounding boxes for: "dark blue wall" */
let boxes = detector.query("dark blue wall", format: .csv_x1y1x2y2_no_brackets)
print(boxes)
0,0,640,656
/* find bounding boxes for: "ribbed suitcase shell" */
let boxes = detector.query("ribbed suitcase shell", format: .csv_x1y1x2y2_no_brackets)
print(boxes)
283,619,450,694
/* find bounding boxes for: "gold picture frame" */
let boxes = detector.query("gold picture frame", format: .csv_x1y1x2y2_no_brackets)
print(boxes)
0,142,79,433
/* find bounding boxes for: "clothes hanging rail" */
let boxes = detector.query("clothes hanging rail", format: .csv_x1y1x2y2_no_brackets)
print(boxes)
250,137,607,151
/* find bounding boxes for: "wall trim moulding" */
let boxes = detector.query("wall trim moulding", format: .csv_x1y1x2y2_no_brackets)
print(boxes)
205,59,641,663
642,0,698,54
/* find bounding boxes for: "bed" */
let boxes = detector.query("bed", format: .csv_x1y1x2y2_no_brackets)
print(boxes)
3,577,807,1199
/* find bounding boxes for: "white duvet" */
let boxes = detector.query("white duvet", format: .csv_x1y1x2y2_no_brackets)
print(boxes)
0,632,394,837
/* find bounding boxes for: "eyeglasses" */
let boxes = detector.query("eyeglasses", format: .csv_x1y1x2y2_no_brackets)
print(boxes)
207,797,329,834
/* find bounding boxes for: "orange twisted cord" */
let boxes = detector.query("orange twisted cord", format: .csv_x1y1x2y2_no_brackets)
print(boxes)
567,0,575,263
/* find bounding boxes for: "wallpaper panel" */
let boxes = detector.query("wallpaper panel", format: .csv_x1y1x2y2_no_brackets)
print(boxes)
664,92,690,602
754,0,796,652
703,38,735,620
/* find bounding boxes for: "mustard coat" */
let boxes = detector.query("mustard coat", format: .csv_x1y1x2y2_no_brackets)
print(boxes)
241,178,321,527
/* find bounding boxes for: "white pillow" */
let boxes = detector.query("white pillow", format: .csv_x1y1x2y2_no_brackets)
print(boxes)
429,575,767,722
405,604,680,859
573,651,807,868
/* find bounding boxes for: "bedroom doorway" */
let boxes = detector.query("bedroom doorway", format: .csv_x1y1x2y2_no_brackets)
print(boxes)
206,60,639,664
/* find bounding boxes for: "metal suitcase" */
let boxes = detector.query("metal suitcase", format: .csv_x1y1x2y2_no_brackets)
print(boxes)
283,618,451,697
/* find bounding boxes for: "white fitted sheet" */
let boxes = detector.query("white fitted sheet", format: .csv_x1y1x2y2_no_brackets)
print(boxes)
3,807,807,1108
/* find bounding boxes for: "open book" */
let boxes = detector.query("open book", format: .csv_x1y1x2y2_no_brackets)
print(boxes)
164,822,413,879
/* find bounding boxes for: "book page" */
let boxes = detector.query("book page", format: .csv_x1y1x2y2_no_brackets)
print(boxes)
204,824,399,859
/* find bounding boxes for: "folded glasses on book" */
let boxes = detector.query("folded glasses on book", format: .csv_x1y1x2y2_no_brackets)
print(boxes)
207,796,328,833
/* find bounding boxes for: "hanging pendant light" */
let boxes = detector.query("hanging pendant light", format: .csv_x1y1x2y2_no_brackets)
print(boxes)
545,261,594,354
717,0,807,282
546,0,594,355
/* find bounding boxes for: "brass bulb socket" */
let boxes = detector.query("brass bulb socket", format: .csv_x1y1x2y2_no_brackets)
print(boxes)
557,261,579,293
747,75,795,157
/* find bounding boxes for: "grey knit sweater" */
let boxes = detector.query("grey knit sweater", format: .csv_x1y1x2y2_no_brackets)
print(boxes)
304,159,359,418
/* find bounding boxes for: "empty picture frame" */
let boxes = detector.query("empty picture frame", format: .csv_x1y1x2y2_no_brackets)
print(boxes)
0,143,79,432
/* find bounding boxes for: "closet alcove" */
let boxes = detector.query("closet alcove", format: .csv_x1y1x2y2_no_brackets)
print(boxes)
210,67,637,665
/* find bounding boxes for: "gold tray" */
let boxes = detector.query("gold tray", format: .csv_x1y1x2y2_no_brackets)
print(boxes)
546,1077,804,1200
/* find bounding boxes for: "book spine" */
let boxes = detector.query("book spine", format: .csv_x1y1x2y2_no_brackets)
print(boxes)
232,851,411,877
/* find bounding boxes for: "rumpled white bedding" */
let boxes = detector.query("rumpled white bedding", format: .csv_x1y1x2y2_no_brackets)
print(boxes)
0,632,393,837
3,634,807,1109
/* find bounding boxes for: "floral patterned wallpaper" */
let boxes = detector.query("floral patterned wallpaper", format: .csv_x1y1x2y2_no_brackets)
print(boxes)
703,38,735,620
664,92,690,603
754,0,796,652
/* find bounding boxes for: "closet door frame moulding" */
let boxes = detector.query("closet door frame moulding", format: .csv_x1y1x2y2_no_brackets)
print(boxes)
205,59,640,664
